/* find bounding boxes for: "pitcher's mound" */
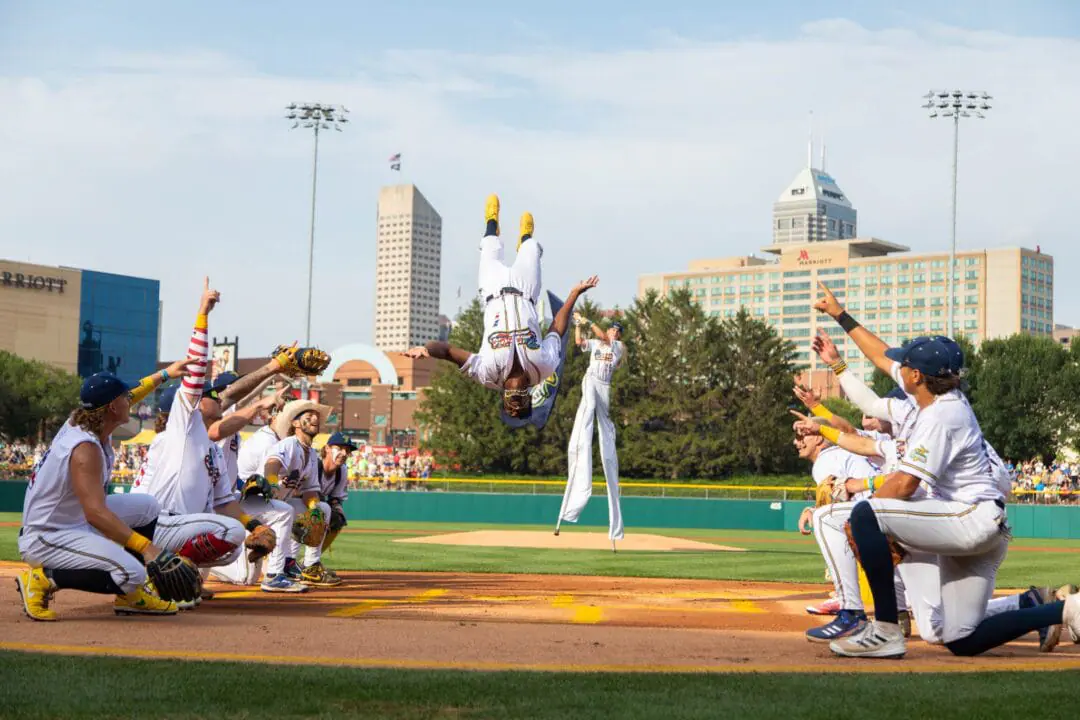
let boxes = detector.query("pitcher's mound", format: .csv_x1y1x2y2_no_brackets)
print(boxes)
395,530,745,552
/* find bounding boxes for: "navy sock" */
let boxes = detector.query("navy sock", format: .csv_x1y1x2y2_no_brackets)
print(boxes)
47,568,124,595
485,219,498,236
849,501,898,624
945,602,1065,656
520,233,532,244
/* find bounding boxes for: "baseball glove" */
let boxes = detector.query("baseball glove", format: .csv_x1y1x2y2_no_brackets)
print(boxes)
244,523,277,563
273,345,331,378
814,476,838,508
843,520,907,566
292,506,328,547
328,499,347,532
145,551,201,603
240,474,274,501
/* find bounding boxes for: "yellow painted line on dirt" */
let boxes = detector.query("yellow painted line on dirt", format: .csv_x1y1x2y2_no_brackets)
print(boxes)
213,591,260,600
572,606,603,624
327,588,447,618
5,641,1080,675
730,600,765,614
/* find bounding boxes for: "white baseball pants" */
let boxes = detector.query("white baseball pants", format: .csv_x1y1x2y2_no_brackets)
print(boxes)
478,233,542,303
868,497,1009,644
286,499,331,566
813,502,906,612
561,375,623,540
154,512,246,568
209,498,295,585
17,494,159,595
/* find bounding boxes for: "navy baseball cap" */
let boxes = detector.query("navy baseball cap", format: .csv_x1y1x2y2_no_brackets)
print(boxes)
203,372,238,397
326,431,357,452
932,335,964,374
611,321,624,333
80,372,132,410
885,338,952,377
158,384,179,414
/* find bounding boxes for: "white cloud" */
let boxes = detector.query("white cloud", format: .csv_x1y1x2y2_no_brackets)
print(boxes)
0,20,1076,361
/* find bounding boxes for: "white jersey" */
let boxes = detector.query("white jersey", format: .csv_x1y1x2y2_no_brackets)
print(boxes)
218,433,241,488
890,360,1010,498
584,339,624,384
317,462,348,502
267,436,320,501
812,445,878,501
899,392,1003,504
132,393,236,514
236,425,279,481
461,296,562,389
21,421,114,532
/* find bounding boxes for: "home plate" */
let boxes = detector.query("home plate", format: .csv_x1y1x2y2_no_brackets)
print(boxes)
394,530,745,552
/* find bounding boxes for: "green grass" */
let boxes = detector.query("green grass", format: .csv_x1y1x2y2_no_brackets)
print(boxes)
0,651,1077,719
2,513,1077,587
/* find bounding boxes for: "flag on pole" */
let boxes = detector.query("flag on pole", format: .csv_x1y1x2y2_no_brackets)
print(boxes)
388,153,401,171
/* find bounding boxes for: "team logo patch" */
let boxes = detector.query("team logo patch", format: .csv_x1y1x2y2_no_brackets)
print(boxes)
909,445,929,464
488,329,540,351
27,450,50,488
532,371,559,405
203,451,221,483
229,434,239,453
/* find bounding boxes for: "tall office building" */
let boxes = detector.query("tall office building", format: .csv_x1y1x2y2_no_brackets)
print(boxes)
639,154,1054,383
374,185,442,352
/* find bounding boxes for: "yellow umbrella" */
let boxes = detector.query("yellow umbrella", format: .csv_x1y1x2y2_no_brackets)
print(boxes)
121,429,156,446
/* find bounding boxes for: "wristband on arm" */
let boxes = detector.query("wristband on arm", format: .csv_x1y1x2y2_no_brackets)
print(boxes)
836,311,860,333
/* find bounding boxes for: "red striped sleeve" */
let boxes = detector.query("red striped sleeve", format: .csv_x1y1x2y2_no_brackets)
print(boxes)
180,324,210,402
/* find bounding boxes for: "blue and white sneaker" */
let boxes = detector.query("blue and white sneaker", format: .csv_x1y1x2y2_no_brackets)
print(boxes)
806,609,867,644
284,558,303,581
260,573,307,594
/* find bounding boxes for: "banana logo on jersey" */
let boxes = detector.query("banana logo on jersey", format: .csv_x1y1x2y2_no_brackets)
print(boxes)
531,370,559,407
909,445,929,464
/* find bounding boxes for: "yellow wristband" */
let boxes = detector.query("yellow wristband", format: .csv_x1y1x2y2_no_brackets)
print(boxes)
809,404,834,421
819,425,842,444
239,513,254,527
125,532,151,554
306,496,318,510
265,473,279,487
829,359,848,376
195,314,208,331
128,376,157,405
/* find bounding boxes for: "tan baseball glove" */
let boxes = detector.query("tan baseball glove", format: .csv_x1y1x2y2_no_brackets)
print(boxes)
273,345,332,378
244,523,277,563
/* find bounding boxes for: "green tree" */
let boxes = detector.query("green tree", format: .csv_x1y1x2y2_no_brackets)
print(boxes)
971,335,1079,462
870,368,895,398
0,351,80,442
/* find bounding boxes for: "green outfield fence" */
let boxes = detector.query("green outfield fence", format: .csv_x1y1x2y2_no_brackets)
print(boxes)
2,479,1080,539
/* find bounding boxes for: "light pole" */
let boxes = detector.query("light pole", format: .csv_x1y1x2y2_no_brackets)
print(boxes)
922,90,992,338
285,102,349,345
286,103,348,399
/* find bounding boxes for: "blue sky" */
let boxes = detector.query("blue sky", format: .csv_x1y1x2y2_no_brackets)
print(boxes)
1,1,1078,359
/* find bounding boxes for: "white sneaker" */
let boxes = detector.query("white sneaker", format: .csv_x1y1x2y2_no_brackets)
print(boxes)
830,620,906,658
1062,590,1080,644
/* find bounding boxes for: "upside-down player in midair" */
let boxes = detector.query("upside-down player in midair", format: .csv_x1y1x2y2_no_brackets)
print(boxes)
405,194,598,422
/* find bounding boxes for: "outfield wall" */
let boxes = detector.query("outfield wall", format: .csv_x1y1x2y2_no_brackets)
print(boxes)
2,482,1079,539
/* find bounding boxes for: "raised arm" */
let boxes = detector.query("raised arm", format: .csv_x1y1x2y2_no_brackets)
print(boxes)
128,357,190,405
810,330,892,420
813,282,892,374
792,384,857,434
177,278,219,410
406,342,472,368
208,388,288,442
216,346,296,410
550,276,599,338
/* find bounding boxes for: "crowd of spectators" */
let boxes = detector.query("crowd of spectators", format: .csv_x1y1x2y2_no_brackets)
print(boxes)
346,450,435,491
1009,459,1080,503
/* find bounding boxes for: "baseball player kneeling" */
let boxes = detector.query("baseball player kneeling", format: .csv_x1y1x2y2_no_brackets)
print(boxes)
313,432,355,583
262,400,336,588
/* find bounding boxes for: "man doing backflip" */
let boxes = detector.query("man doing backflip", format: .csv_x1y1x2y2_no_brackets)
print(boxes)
406,195,598,421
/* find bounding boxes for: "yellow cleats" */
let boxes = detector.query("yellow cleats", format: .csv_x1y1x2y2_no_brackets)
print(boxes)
16,568,57,622
485,194,500,236
517,212,534,252
114,583,178,616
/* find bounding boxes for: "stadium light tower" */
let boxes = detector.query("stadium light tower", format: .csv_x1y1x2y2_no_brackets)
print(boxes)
922,90,992,338
285,102,349,347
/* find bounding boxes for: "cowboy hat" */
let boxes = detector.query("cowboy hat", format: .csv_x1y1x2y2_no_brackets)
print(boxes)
272,399,332,440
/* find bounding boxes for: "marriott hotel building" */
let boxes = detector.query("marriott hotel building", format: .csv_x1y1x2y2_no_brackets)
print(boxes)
639,164,1054,384
0,259,160,385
